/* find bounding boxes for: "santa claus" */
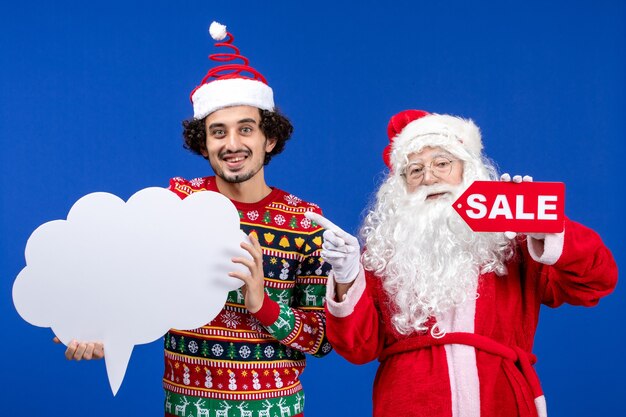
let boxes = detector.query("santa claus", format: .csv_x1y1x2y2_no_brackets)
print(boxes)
306,109,617,417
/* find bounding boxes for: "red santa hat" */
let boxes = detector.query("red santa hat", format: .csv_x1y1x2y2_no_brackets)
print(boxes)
383,109,483,171
190,21,274,120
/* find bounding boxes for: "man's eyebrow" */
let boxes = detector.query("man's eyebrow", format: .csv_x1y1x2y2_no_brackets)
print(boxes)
208,118,258,130
207,122,226,130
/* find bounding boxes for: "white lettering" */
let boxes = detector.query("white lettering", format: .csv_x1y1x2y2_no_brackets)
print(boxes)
515,195,534,220
466,194,487,219
538,195,558,220
488,195,513,219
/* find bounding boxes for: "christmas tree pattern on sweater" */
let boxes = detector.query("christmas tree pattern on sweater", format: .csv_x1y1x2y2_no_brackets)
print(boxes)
164,176,332,417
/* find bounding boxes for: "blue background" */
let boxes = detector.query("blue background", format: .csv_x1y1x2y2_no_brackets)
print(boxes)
1,1,624,415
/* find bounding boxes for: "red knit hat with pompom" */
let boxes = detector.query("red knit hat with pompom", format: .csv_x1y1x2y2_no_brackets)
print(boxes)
190,21,274,120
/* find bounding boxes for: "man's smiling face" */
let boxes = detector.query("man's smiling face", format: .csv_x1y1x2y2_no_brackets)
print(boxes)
202,105,277,184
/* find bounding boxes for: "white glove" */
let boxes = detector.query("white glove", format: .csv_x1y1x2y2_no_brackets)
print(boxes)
304,212,360,284
499,173,546,241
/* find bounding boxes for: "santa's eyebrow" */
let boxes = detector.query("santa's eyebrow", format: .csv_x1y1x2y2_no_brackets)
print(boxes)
431,152,455,159
407,152,455,165
405,161,424,167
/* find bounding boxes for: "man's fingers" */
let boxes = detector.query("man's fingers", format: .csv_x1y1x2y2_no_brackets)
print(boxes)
248,233,263,252
64,340,77,360
92,343,105,359
83,343,95,360
522,175,533,182
240,241,262,263
232,257,257,273
61,340,105,360
229,271,251,285
83,343,105,360
512,175,523,183
500,173,511,182
73,342,88,361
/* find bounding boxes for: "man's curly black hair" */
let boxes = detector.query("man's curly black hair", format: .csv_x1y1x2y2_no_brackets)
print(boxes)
182,108,294,166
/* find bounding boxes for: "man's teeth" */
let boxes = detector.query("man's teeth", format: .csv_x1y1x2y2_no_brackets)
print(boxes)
226,156,245,162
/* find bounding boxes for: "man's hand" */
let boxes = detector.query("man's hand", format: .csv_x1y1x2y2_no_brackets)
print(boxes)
304,212,360,284
230,234,266,314
53,337,104,360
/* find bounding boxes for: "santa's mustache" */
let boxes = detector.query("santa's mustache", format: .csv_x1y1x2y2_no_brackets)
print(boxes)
407,183,464,203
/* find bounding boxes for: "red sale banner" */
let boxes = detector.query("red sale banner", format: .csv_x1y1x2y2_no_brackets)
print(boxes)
452,181,565,233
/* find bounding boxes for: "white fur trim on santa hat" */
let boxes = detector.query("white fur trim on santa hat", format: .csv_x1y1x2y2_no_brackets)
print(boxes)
192,78,274,119
391,114,483,171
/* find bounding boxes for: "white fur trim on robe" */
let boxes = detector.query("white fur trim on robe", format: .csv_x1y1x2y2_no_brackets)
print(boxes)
325,265,366,318
527,231,565,266
437,278,480,417
535,395,548,417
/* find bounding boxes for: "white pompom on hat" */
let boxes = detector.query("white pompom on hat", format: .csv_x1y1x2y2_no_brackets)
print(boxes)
383,109,483,172
190,21,274,120
208,21,227,41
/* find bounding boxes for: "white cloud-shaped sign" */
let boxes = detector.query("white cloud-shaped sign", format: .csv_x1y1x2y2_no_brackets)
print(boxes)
12,187,248,395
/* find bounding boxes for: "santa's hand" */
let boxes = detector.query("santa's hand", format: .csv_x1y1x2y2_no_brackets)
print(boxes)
500,173,535,239
304,212,360,284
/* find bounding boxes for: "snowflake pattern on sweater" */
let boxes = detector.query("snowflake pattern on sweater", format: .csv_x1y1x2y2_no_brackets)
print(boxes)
164,176,331,417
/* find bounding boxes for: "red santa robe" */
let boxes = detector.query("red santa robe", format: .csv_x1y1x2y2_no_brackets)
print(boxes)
325,218,617,417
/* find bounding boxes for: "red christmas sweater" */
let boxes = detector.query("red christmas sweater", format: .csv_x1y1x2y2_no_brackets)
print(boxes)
164,176,332,417
326,218,617,417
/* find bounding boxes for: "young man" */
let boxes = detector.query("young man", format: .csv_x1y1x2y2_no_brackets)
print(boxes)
62,22,332,417
307,109,617,417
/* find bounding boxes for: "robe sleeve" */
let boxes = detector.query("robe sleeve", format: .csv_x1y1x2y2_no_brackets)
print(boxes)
325,267,386,364
527,218,618,307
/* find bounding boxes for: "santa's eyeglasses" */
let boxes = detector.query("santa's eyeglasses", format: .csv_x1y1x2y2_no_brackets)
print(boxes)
402,157,458,185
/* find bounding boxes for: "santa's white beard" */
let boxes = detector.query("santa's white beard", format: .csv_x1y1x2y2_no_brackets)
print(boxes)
361,181,512,335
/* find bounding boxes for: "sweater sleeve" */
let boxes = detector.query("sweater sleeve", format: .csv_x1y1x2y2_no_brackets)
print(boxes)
168,177,192,198
325,269,386,365
252,209,333,358
530,218,618,308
